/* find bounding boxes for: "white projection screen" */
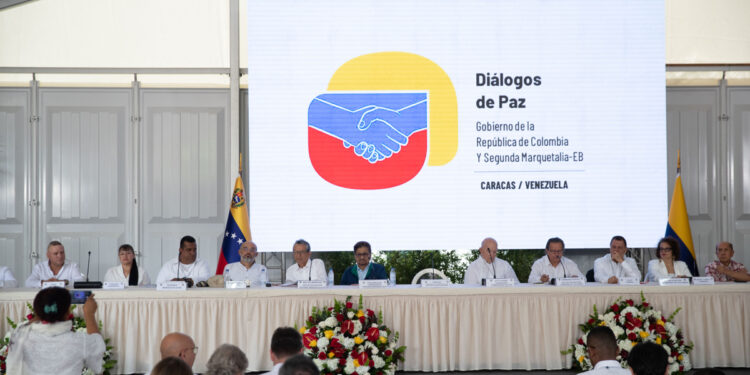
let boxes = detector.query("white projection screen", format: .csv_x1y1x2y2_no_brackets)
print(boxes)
247,0,666,251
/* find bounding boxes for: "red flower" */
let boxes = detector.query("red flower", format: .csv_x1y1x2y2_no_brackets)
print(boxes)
318,352,327,360
330,338,341,348
336,313,344,322
342,320,355,335
628,333,637,341
309,326,318,335
308,315,315,322
620,349,629,359
339,358,346,365
625,312,633,320
626,299,634,306
68,313,74,320
333,347,346,358
346,302,353,309
352,372,358,375
642,302,649,308
357,351,369,365
367,309,375,317
611,304,620,313
385,349,393,357
26,314,33,320
577,338,584,345
679,366,684,371
302,333,317,348
671,351,678,357
359,316,366,324
366,327,380,342
587,318,595,325
328,307,334,311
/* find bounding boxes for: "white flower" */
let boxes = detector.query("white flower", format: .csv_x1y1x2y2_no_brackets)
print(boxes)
373,354,385,368
380,329,387,337
356,365,371,374
325,358,339,370
342,337,355,350
582,334,588,344
313,358,325,371
669,362,679,373
344,358,356,374
347,311,355,319
352,321,362,335
318,321,326,329
621,306,639,316
618,339,633,352
317,337,329,350
324,316,338,328
304,348,313,356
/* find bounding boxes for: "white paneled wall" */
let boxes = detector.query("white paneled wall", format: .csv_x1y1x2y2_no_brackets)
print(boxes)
728,88,750,266
140,90,229,280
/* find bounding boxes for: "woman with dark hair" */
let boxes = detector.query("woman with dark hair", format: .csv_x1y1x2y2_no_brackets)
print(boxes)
6,287,105,374
644,237,692,282
103,244,151,286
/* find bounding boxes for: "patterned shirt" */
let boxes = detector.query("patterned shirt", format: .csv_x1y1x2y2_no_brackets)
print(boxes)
704,260,747,282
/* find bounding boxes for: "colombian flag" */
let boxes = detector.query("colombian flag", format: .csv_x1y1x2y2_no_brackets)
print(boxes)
664,154,698,276
215,177,251,274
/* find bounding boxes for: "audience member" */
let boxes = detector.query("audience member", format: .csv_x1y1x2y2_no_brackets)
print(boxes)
223,240,267,285
155,235,211,286
262,327,304,375
285,239,326,283
151,357,193,375
205,344,248,375
340,241,387,285
103,244,151,285
6,287,105,374
25,240,84,287
464,237,519,284
528,237,583,283
279,354,319,375
704,241,749,282
627,341,668,375
593,236,641,284
578,326,629,374
159,332,198,369
645,237,691,282
0,265,18,287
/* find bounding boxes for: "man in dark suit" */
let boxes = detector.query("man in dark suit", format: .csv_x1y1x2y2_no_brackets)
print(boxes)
340,241,387,285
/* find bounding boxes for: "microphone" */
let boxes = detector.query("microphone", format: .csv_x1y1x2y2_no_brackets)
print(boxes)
74,251,102,289
490,248,496,278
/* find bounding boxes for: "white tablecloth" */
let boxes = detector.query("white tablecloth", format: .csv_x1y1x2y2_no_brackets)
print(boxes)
1,283,748,373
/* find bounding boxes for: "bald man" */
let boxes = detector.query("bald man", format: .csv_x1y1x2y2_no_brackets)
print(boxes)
704,241,749,282
159,332,197,369
222,240,268,285
463,237,519,285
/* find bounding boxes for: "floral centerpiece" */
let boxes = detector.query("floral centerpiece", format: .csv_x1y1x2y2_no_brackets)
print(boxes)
563,292,693,375
298,295,406,375
0,302,116,375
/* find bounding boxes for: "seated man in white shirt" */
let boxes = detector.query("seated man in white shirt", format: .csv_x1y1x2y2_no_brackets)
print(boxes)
25,241,85,287
464,237,519,285
262,327,303,375
528,237,583,283
0,266,18,288
579,326,629,375
155,235,212,287
593,236,641,284
223,240,267,286
285,239,326,283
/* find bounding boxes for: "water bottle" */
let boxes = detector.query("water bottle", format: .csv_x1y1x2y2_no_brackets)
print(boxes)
327,268,334,286
389,268,396,286
260,267,268,286
223,267,230,282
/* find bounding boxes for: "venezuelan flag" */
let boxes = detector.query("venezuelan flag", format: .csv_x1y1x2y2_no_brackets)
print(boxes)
664,153,698,275
215,176,252,274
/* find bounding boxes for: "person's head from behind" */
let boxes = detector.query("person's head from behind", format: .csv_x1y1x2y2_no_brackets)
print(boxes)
270,327,303,364
279,353,319,375
628,341,668,375
151,357,193,375
160,332,197,367
33,287,71,323
586,326,618,366
205,344,248,375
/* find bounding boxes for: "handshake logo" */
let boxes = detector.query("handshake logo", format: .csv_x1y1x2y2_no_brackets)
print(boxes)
307,52,457,190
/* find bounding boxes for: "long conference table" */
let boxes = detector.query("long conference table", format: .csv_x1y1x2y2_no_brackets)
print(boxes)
1,283,749,374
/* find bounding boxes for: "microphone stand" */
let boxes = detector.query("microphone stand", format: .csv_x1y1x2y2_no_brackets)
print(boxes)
74,250,102,289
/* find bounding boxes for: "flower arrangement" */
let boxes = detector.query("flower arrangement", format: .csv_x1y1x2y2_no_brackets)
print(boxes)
298,295,406,375
0,302,116,375
563,292,693,375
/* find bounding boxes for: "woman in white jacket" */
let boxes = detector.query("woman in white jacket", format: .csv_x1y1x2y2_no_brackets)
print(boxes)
103,244,150,286
645,237,692,282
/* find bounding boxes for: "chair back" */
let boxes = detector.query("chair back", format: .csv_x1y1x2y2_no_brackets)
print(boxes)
411,268,449,284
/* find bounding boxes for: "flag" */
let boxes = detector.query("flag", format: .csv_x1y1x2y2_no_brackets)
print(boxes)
664,153,698,275
216,176,252,274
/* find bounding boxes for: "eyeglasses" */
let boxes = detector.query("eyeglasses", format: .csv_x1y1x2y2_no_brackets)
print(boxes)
355,252,371,257
659,247,672,252
186,346,198,354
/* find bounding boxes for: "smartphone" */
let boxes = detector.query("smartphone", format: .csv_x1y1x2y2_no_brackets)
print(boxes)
70,290,92,304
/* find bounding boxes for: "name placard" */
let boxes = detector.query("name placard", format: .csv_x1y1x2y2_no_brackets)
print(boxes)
42,281,66,289
420,279,452,288
556,277,586,286
103,281,126,289
298,280,327,289
485,278,515,287
658,278,690,286
691,276,715,285
618,277,639,286
225,280,246,289
157,281,187,291
359,279,388,288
